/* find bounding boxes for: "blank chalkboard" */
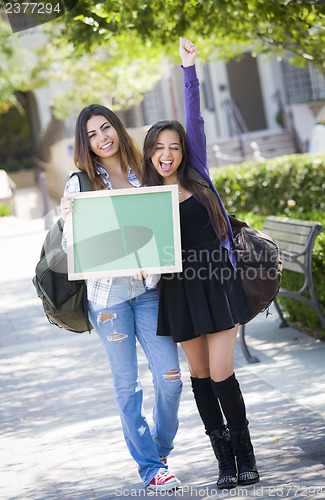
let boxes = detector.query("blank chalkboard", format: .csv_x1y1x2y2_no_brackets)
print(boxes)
66,185,182,280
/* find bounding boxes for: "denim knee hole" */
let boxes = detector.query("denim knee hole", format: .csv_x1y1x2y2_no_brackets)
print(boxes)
107,332,128,342
97,312,128,342
163,369,181,381
98,312,117,326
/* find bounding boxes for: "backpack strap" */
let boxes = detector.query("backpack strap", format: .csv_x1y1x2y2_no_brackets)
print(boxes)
69,171,93,333
70,171,94,192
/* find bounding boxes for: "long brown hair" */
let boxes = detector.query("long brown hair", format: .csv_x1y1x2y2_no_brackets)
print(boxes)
74,104,142,190
142,120,228,240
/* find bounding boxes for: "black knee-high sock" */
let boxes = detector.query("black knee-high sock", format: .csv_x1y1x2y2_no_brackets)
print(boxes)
190,376,225,435
211,373,247,432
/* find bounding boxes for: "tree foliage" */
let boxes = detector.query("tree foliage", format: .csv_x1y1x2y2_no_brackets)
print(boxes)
58,0,325,70
0,18,47,111
2,1,325,117
43,0,325,117
35,33,163,119
0,14,163,118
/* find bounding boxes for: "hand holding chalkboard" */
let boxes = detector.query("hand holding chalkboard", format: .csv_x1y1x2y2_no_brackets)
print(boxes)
60,197,74,221
66,185,182,280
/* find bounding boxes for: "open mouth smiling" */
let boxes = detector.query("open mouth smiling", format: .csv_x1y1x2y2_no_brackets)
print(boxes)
160,160,173,171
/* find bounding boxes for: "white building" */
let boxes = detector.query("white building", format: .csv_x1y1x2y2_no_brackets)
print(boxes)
2,23,325,200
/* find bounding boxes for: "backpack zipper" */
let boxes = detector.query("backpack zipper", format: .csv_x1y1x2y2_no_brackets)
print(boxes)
235,231,279,250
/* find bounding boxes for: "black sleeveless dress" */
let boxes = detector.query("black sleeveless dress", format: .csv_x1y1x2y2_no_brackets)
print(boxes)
157,196,253,342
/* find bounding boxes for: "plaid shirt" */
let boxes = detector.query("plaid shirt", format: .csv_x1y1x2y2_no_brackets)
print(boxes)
62,165,160,306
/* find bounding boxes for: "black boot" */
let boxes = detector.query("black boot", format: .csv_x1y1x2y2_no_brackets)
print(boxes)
230,427,260,485
209,427,238,489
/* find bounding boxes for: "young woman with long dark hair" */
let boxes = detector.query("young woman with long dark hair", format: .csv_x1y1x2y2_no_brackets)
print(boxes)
141,37,260,490
60,104,182,492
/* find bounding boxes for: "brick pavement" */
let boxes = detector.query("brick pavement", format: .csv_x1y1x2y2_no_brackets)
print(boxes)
1,213,325,500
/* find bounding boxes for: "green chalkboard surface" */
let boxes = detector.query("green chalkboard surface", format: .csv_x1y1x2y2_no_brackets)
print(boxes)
66,185,182,279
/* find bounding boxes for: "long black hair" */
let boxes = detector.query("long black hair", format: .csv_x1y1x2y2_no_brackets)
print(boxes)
142,120,228,240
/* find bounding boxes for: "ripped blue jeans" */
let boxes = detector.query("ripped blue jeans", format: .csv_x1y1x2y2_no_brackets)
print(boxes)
88,277,182,486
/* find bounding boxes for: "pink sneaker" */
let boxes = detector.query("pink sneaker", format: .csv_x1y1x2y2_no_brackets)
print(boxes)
147,468,181,491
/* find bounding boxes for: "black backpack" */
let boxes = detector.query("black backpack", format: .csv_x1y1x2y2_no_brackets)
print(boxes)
229,215,283,324
32,172,94,333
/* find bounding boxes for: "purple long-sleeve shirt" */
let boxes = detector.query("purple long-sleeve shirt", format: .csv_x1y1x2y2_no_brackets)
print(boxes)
182,64,237,270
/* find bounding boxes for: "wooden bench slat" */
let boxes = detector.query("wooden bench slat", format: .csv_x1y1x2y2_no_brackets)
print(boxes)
271,240,307,256
265,229,309,246
263,220,314,237
280,259,305,274
265,216,321,227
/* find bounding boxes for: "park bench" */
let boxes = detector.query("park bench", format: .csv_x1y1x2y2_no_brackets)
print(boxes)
239,215,325,363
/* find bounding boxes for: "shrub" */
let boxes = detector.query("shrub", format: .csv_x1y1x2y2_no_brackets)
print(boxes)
210,153,325,215
4,156,34,173
211,153,325,337
0,203,12,217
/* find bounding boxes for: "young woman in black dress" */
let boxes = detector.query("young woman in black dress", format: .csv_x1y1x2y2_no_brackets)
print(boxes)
141,37,260,489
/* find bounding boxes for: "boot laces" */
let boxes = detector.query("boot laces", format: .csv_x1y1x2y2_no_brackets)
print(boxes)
220,452,236,473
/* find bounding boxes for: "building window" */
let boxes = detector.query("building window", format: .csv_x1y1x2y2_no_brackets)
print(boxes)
281,59,325,104
141,81,165,125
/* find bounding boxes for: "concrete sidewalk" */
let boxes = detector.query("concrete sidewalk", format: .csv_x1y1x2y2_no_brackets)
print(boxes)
1,212,325,500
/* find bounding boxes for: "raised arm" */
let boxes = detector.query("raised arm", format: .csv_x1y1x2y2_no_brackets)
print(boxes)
179,37,208,176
